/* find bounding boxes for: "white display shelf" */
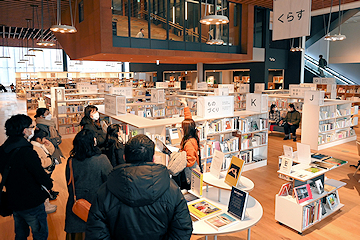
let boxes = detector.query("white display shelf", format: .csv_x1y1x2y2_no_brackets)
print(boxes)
318,135,356,150
243,159,267,172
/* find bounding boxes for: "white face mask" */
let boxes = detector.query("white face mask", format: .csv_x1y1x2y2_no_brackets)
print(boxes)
92,112,100,121
94,138,97,146
45,114,52,120
27,128,35,141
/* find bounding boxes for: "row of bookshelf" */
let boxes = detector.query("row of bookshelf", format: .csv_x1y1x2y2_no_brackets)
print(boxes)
319,117,358,133
58,125,81,135
318,128,356,145
241,132,267,150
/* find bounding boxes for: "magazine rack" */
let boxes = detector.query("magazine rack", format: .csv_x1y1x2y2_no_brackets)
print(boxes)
190,186,263,240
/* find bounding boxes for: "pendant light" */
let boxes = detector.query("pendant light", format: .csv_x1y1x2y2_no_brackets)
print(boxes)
55,41,62,65
37,0,55,47
200,0,229,25
324,0,346,41
0,26,11,59
290,38,304,52
29,5,43,52
51,0,77,33
24,19,36,57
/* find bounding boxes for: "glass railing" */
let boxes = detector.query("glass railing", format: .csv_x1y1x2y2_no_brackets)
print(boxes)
304,54,355,85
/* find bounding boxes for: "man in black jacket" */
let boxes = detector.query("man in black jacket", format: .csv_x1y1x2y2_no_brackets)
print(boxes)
0,114,53,240
86,134,193,240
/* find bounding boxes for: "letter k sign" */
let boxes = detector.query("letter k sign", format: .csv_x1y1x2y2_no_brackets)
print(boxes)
251,99,256,106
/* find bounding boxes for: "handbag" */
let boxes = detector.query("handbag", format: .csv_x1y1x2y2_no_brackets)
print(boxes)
68,158,91,222
0,148,20,217
168,151,187,176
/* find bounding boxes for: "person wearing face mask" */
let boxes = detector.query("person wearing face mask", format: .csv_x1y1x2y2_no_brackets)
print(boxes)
80,105,106,148
65,129,112,239
103,124,125,167
279,103,301,142
35,108,63,163
269,104,281,131
0,114,53,239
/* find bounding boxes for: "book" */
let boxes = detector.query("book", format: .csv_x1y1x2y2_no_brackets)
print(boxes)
183,192,200,203
279,157,293,174
326,193,337,210
315,179,324,194
188,200,222,220
305,167,322,173
324,184,336,192
323,158,347,166
191,169,203,197
227,186,249,220
278,182,292,196
311,153,331,161
283,145,294,158
293,184,313,204
205,212,238,231
311,161,336,170
210,150,224,179
225,156,245,187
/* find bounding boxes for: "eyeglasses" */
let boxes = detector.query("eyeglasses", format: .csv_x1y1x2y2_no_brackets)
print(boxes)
27,125,36,129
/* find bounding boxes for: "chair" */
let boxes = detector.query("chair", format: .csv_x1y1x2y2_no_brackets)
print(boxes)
352,141,360,182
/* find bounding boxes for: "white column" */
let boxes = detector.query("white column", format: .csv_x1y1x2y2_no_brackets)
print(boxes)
197,63,204,82
300,36,306,83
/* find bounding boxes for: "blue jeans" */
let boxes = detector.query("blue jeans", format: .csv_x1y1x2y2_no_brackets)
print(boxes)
13,203,48,240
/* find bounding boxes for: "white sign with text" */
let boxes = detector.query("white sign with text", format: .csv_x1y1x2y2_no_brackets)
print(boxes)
218,84,235,93
109,87,133,98
246,93,268,113
104,94,126,116
304,90,325,106
254,83,265,93
197,96,234,118
151,89,165,103
238,84,250,93
214,87,229,96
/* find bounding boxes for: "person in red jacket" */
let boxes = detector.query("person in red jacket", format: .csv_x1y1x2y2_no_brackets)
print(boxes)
173,98,202,189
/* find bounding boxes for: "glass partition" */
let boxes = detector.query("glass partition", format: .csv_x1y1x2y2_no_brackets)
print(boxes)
150,0,168,40
112,0,129,37
130,0,149,38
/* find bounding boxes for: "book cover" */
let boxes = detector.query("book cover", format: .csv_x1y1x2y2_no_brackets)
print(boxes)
294,184,313,204
191,169,203,197
205,212,238,231
311,161,336,170
324,158,347,166
225,156,245,187
210,150,224,179
315,179,324,194
227,186,249,220
279,157,293,174
324,184,336,192
326,194,337,210
188,200,222,220
183,192,200,203
278,182,292,196
305,167,321,173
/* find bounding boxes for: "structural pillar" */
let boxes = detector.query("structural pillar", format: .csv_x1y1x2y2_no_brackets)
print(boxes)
197,63,204,82
300,36,306,83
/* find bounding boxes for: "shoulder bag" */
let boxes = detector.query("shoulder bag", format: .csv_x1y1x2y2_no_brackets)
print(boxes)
0,148,20,217
168,151,187,176
68,158,91,222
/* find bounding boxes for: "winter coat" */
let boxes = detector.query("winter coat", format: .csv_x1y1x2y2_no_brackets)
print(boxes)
80,117,106,148
103,142,125,167
0,136,53,211
182,107,200,168
36,118,63,161
65,154,112,233
85,162,193,240
284,110,301,126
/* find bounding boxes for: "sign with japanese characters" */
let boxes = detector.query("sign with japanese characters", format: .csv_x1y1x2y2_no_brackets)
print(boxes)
273,0,311,41
105,94,126,116
218,84,235,93
79,85,98,94
254,83,265,93
304,90,325,106
289,85,312,98
214,87,229,96
109,87,133,98
246,93,268,113
196,82,208,90
197,96,234,118
151,89,165,103
156,82,169,88
238,84,250,93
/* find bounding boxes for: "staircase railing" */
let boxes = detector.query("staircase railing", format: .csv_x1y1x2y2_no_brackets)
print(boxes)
304,54,355,85
140,10,208,42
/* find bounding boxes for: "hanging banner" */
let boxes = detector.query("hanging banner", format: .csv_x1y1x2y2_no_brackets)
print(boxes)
273,0,311,41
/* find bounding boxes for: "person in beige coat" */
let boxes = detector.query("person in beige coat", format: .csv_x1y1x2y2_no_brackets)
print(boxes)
30,129,58,213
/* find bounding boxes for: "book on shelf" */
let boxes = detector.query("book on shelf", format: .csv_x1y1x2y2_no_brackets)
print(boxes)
323,158,347,166
293,184,313,204
302,199,322,229
210,150,224,179
188,199,222,220
225,156,245,187
311,161,336,170
323,184,337,192
278,182,292,196
326,193,338,210
183,192,200,203
239,150,253,164
305,167,322,173
204,212,239,231
227,186,249,221
315,179,324,194
311,153,331,161
191,169,203,197
168,128,182,145
279,157,293,174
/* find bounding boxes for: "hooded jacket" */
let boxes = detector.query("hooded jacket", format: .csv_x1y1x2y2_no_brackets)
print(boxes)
85,162,193,240
0,136,53,211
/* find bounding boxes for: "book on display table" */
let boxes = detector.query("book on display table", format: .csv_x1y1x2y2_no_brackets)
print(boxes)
188,199,222,220
204,212,239,231
225,156,245,187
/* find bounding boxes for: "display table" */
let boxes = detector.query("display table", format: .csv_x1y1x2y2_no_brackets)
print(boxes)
203,172,254,201
190,187,263,240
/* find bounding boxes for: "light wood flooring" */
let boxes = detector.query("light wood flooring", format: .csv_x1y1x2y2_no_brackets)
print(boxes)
0,92,360,239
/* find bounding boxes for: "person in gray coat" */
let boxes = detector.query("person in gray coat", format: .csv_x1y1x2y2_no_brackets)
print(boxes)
65,129,112,240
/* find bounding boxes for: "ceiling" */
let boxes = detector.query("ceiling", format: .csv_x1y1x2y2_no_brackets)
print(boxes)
230,0,360,11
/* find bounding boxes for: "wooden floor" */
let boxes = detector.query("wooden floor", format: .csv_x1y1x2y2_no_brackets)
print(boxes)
1,92,360,239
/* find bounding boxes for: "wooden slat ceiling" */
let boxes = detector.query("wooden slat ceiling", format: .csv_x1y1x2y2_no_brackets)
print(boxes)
0,0,69,29
230,0,360,11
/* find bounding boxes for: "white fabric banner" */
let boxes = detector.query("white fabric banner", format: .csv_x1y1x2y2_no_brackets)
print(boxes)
273,0,312,41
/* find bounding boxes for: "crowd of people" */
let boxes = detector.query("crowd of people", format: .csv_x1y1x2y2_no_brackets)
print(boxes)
0,98,200,239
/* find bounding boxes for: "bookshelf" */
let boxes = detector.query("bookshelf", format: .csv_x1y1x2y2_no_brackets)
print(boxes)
301,100,358,150
275,158,347,234
25,89,50,110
